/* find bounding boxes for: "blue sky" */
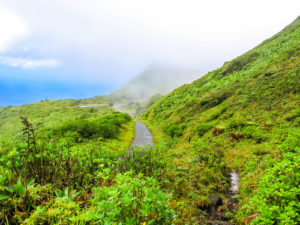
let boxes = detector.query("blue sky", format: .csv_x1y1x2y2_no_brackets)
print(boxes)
0,0,299,106
0,65,119,106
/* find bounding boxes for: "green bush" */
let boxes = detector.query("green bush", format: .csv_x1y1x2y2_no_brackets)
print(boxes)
118,147,168,180
251,153,300,225
221,52,260,75
207,105,227,122
23,189,83,225
54,113,131,139
251,131,300,224
165,124,186,137
0,179,53,223
280,128,300,153
228,117,246,129
85,172,174,224
196,123,213,136
242,126,266,143
0,132,120,190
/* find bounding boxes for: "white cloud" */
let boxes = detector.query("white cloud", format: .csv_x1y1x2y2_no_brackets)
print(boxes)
1,0,300,76
0,56,61,69
0,2,28,53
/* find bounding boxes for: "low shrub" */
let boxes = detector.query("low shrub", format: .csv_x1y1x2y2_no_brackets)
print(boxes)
164,124,186,137
280,128,300,153
84,172,174,224
221,52,260,75
54,113,131,139
0,179,53,223
228,117,246,129
250,130,300,224
118,147,168,181
23,188,83,225
207,106,227,122
242,126,266,143
196,123,213,136
250,153,300,225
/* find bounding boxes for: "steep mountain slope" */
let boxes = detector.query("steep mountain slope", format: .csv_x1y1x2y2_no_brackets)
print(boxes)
109,64,203,103
144,17,300,224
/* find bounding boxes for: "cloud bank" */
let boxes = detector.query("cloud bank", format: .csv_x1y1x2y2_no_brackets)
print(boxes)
1,0,300,79
0,2,27,52
0,56,61,69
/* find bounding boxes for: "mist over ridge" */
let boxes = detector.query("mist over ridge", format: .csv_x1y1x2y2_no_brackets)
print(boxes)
109,63,204,103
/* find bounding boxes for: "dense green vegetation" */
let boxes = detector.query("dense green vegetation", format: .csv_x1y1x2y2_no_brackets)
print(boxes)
1,17,299,225
1,100,173,224
143,17,300,224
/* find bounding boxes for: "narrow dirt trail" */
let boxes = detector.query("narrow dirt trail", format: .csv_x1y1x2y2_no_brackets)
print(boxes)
130,122,154,147
113,105,153,148
74,104,153,148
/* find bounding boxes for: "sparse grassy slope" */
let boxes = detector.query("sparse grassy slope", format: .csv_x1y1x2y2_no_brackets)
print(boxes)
144,17,300,224
0,99,135,151
0,100,109,138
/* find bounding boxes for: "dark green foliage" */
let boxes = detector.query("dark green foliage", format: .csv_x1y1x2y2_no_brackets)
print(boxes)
118,147,168,181
280,128,300,153
164,124,186,137
221,52,260,76
196,123,213,136
242,126,266,143
251,132,300,224
200,91,233,109
54,113,131,139
207,105,227,121
86,172,173,224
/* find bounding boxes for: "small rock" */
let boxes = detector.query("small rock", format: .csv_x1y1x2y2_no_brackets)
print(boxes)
211,212,222,220
229,197,238,204
198,195,223,212
227,197,239,212
227,203,234,212
209,195,223,208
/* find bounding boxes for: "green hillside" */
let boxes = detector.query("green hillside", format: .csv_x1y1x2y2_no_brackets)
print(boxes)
144,17,300,224
0,100,102,139
0,99,135,149
0,17,299,225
